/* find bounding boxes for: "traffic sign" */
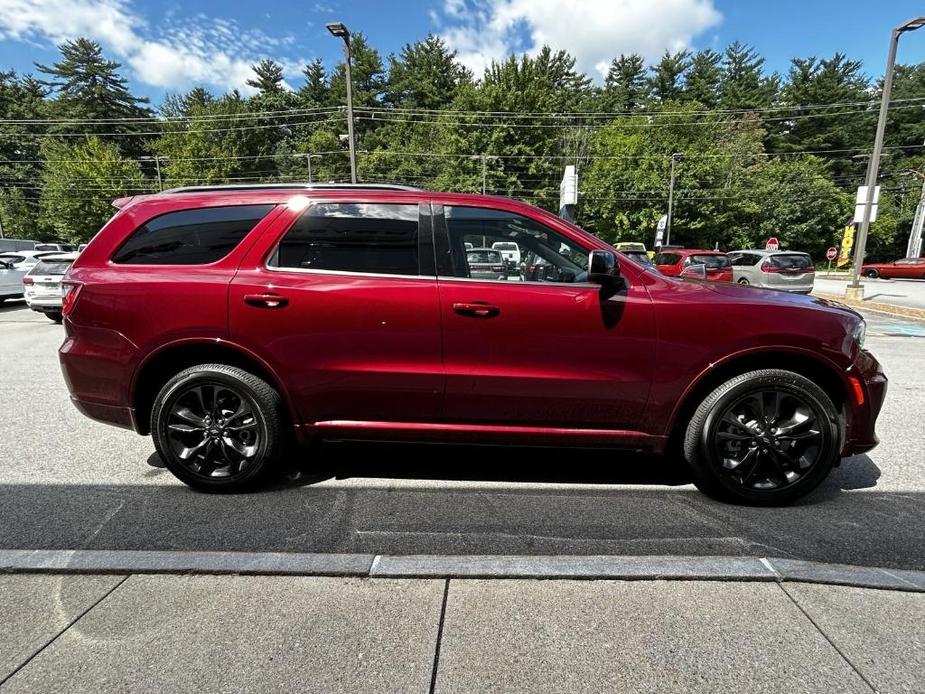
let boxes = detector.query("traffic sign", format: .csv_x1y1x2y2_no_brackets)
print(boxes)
853,186,880,224
826,246,838,261
765,237,779,251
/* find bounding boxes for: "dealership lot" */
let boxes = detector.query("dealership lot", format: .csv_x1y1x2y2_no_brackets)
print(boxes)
1,300,924,569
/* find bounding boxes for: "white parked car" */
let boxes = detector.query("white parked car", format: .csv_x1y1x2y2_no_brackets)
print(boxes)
0,251,57,303
23,253,78,322
491,241,522,266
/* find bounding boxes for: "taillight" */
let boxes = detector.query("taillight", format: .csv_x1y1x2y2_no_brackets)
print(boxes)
760,261,778,273
22,276,34,285
805,266,815,273
61,281,83,317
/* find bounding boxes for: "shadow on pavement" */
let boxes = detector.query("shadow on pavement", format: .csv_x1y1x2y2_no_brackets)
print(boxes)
2,445,919,570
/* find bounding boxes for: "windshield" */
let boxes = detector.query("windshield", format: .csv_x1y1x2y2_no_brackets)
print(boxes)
689,254,730,269
31,259,72,275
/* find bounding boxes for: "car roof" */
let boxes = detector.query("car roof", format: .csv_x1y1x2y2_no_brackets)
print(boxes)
35,252,79,262
730,249,809,255
0,249,53,258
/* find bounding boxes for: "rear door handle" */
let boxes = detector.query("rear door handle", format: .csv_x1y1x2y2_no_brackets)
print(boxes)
244,293,289,309
452,302,500,318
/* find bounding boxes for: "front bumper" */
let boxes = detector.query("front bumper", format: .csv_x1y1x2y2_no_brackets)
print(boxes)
842,349,888,456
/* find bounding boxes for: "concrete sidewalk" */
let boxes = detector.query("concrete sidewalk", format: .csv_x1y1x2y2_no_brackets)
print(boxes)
1,572,922,693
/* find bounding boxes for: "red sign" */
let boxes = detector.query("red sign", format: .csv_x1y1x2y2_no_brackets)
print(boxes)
826,246,838,261
765,237,780,251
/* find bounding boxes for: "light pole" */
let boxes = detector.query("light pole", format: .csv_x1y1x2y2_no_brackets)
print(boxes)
140,155,164,191
665,153,682,247
848,16,925,297
326,22,357,184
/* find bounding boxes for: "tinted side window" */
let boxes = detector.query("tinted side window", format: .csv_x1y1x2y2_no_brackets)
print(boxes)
274,203,420,276
654,253,681,265
438,206,588,284
113,205,274,265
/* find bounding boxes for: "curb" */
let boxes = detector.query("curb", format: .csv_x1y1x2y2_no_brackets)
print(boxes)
1,550,923,592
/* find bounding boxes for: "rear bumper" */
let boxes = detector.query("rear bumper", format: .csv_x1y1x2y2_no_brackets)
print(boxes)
25,295,63,309
59,320,141,431
842,350,888,456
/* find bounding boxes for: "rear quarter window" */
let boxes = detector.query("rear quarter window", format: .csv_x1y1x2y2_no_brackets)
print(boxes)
112,204,275,265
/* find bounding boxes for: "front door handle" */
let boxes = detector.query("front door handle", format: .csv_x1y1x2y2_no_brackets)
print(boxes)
452,302,500,318
244,293,289,309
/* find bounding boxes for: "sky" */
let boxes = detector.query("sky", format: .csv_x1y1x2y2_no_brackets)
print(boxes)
1,0,925,103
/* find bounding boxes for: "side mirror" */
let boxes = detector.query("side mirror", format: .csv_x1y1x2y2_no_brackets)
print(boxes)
680,263,707,280
589,250,622,287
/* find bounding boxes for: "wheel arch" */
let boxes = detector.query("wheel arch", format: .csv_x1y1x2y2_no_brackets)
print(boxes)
665,348,849,447
131,339,299,437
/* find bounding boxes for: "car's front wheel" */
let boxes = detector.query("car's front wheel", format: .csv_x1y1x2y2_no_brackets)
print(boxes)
151,364,283,492
683,369,841,505
864,269,879,278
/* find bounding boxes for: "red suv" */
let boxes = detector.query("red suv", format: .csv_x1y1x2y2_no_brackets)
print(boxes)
654,249,733,282
59,185,886,504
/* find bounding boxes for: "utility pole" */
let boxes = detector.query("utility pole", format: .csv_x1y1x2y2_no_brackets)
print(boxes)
907,174,925,258
327,22,357,184
849,17,925,297
666,153,681,247
304,153,314,183
481,154,487,195
153,155,163,192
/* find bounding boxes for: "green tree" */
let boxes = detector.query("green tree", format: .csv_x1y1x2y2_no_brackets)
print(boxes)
647,51,689,103
601,54,647,111
684,49,722,108
719,41,778,110
36,38,151,148
246,59,286,95
297,59,329,107
39,136,144,243
384,35,471,109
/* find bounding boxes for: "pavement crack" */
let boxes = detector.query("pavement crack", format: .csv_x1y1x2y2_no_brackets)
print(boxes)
777,583,878,693
428,578,450,694
0,575,129,689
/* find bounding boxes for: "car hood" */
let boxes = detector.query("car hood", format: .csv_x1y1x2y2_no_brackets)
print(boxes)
702,281,863,320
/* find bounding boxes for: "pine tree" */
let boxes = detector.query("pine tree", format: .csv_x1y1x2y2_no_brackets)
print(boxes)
684,49,722,107
647,51,690,103
384,35,471,109
329,33,386,108
246,59,286,95
36,38,150,139
718,41,778,110
297,59,329,107
602,54,647,111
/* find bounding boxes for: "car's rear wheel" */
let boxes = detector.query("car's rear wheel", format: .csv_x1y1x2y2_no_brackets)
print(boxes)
737,278,750,285
864,269,879,278
151,364,282,492
47,311,63,323
683,369,840,505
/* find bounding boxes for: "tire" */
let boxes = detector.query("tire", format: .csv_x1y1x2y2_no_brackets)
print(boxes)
151,364,283,492
737,278,750,285
864,269,879,279
683,369,841,505
47,312,63,323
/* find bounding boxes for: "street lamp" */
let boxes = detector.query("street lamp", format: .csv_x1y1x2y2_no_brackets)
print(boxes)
326,22,357,184
848,16,925,297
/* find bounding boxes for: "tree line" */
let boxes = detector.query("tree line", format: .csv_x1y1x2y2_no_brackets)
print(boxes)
1,35,924,261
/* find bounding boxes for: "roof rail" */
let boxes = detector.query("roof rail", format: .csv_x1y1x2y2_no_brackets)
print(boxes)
161,183,424,194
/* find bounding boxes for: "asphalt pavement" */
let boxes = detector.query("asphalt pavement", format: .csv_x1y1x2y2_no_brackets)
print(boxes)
815,275,925,311
1,300,924,569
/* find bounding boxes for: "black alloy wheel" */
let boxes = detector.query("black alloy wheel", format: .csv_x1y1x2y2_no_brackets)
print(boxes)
152,364,282,492
684,369,840,505
864,269,879,278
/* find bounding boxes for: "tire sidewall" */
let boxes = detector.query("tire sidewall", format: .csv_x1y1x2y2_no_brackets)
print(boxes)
695,374,840,504
152,368,274,492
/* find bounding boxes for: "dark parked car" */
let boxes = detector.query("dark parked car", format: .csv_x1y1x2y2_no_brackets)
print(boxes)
60,184,886,504
860,257,925,279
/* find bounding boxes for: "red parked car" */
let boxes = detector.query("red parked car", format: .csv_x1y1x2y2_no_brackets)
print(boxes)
59,185,886,504
654,249,734,282
860,257,925,279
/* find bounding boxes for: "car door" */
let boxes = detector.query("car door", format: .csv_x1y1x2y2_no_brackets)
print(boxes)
433,202,656,430
229,198,444,425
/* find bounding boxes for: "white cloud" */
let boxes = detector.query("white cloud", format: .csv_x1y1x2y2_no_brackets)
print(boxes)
436,0,723,79
0,0,303,94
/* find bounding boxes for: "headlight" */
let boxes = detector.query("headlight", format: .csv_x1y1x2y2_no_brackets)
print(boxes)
853,320,866,349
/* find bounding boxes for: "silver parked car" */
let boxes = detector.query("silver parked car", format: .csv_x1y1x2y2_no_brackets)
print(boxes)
23,253,78,322
727,250,815,294
0,251,57,303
